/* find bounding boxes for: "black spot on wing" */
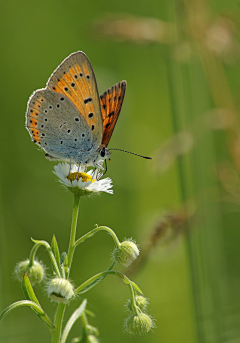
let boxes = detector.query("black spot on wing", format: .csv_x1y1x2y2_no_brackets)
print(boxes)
84,97,92,104
107,111,114,118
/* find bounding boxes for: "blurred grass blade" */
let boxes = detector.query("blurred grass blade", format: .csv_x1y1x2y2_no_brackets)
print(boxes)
166,1,237,340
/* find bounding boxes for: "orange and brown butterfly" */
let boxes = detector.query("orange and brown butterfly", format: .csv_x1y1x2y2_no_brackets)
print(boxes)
25,51,126,170
100,81,126,149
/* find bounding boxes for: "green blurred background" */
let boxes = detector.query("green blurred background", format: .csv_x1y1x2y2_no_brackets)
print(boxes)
1,0,240,342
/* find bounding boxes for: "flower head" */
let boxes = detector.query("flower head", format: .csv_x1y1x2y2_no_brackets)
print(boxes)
14,259,45,286
126,295,149,312
47,277,74,303
53,163,113,195
124,312,155,335
113,239,139,267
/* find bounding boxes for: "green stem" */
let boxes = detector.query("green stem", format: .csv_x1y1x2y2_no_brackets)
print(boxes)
52,303,65,343
81,311,88,335
74,270,142,295
31,240,61,277
81,311,88,326
129,283,139,315
51,192,81,342
28,244,40,267
67,192,81,278
75,226,120,248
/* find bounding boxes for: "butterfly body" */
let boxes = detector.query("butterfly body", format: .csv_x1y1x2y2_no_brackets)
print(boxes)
26,51,126,168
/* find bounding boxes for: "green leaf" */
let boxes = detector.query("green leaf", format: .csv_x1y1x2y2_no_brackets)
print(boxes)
22,273,41,304
74,269,143,296
76,262,115,295
60,299,87,343
77,277,103,294
84,309,95,317
0,300,48,322
51,235,61,271
130,281,143,294
22,273,54,329
60,252,68,265
60,252,68,278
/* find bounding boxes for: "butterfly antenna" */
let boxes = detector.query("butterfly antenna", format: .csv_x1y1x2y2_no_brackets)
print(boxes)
103,159,108,175
108,148,152,159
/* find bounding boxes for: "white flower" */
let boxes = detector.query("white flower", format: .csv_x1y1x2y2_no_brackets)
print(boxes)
53,162,113,194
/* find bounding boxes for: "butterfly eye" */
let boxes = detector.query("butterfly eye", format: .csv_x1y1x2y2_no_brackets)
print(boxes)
100,148,106,158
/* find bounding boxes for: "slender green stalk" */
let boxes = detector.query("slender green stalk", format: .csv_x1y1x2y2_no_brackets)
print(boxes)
52,303,65,343
128,283,139,315
67,192,81,278
31,240,61,277
80,311,88,339
52,192,81,343
74,270,142,295
75,226,120,248
81,311,88,327
28,244,40,267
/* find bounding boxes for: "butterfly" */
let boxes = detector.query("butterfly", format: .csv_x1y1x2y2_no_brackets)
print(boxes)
25,51,126,171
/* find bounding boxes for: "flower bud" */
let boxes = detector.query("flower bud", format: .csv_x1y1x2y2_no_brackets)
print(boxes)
87,325,99,337
87,335,99,343
113,239,139,267
14,259,45,286
124,312,155,335
47,277,74,303
126,295,148,312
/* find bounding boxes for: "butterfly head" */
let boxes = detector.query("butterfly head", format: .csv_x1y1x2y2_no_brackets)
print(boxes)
99,147,111,161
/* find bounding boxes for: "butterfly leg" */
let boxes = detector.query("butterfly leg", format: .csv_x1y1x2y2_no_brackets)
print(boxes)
76,163,81,180
92,163,97,182
96,163,104,171
93,162,106,181
98,160,108,180
92,162,104,181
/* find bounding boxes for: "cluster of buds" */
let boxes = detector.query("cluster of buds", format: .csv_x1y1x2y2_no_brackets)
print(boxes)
124,295,155,335
15,258,75,304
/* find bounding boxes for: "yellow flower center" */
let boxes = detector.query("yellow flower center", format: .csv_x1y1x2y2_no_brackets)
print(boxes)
67,172,95,183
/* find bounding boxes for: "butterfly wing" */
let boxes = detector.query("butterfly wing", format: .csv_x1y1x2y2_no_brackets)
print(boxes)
47,51,103,149
100,80,126,147
26,88,94,163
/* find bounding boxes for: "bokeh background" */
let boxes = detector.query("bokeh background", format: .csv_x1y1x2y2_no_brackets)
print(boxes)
1,0,240,342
